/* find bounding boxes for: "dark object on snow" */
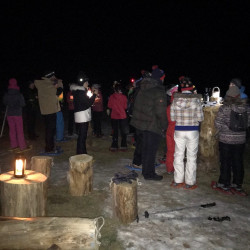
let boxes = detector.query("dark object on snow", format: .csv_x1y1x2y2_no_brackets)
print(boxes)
208,216,231,222
112,170,138,184
144,202,216,218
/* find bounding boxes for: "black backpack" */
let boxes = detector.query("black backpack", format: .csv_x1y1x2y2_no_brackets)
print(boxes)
229,109,248,132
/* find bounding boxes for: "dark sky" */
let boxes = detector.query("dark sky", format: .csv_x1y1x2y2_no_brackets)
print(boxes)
1,0,249,96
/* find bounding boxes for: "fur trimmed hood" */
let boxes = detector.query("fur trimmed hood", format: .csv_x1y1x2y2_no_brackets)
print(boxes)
70,84,86,92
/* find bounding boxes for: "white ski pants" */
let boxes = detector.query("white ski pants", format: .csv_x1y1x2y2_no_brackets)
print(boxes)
173,130,199,185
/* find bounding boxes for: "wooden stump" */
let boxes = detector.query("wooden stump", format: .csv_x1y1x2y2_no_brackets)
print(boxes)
198,105,220,172
31,155,53,177
0,216,104,250
68,154,93,196
0,170,48,217
111,180,138,224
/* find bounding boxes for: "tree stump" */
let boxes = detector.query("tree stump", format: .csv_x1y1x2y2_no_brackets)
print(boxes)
198,105,220,172
0,170,48,217
0,216,104,250
111,180,138,224
68,154,93,196
31,155,53,177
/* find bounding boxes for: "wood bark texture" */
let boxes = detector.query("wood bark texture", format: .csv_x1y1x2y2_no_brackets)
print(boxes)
31,156,53,177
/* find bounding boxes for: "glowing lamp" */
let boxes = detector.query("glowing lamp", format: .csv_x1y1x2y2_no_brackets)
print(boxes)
130,78,135,83
70,95,74,100
14,154,26,178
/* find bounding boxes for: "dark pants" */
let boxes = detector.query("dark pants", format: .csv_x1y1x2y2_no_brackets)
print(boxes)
27,108,37,139
111,118,127,148
218,142,245,186
43,113,56,152
77,122,89,154
133,128,143,165
92,111,103,136
68,109,75,135
142,130,161,177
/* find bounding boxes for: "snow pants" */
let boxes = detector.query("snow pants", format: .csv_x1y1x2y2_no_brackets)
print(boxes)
7,116,27,150
56,111,64,141
166,123,175,173
173,130,199,185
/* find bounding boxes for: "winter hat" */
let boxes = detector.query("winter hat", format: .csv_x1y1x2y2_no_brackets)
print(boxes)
226,86,240,98
92,84,101,89
151,68,165,83
230,78,242,88
44,70,55,78
77,71,89,85
8,78,20,90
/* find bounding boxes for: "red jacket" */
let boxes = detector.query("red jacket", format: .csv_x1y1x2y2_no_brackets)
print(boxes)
108,92,127,119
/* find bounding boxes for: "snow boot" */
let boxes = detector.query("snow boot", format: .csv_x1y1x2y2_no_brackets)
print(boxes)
211,181,234,195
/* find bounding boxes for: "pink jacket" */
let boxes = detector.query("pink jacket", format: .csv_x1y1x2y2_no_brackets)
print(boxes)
108,92,127,119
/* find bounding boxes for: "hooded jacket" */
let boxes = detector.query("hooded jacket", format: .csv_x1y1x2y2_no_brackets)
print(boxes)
70,84,96,123
35,77,61,115
130,78,167,135
215,97,250,144
170,93,204,130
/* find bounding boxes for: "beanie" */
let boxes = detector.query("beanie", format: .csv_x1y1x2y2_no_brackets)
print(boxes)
8,78,20,90
230,78,242,88
226,86,240,98
151,68,165,83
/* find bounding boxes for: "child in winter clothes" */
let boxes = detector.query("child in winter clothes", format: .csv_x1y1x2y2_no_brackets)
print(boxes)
170,91,204,189
3,78,30,152
108,81,128,151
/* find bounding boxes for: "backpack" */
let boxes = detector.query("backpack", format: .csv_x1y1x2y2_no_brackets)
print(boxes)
229,109,248,132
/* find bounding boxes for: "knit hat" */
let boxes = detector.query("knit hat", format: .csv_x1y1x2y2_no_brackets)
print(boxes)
230,78,242,88
92,84,101,89
8,78,20,90
151,68,165,83
226,86,240,98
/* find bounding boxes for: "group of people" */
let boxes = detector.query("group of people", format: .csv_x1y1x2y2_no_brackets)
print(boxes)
2,68,250,195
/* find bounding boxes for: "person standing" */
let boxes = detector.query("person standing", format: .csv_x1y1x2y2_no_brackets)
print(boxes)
130,67,167,180
70,72,97,154
213,86,250,196
108,81,128,151
170,86,204,189
25,80,39,140
229,78,248,99
3,78,31,152
35,71,62,155
91,84,104,137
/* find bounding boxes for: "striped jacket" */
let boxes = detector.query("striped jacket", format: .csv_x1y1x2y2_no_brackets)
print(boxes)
170,93,204,130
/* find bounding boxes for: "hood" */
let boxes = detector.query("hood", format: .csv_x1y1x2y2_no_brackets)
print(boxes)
70,84,86,92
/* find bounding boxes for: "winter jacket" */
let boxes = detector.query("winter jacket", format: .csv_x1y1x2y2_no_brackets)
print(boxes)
130,78,167,135
92,91,104,112
66,91,74,110
215,97,250,144
170,93,204,130
35,77,61,115
108,92,127,119
70,84,96,123
3,89,25,116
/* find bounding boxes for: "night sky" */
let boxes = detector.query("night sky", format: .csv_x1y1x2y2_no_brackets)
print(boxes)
1,0,250,97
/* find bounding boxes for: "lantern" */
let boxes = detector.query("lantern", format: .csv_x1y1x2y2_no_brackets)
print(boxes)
211,87,221,102
14,154,26,178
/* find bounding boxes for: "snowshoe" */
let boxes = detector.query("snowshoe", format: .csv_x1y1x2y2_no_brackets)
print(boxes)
211,181,234,195
170,181,185,188
230,185,248,197
184,184,198,190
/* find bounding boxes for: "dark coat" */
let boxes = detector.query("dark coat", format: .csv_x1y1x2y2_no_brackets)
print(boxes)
130,78,168,135
3,89,25,116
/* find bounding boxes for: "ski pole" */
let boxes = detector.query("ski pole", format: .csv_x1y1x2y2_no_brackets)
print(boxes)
144,202,216,218
0,107,7,138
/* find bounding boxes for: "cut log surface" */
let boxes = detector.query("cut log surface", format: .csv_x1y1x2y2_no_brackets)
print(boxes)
0,170,48,217
111,180,138,224
68,154,93,196
31,156,53,177
0,216,103,250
